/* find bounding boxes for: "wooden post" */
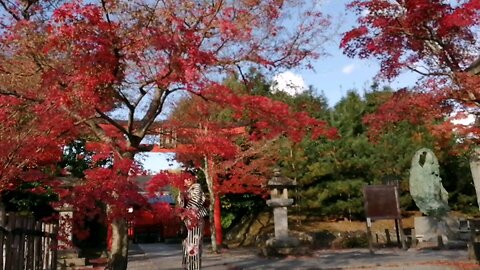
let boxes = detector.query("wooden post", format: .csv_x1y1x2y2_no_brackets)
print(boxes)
437,235,444,249
397,218,407,250
34,221,42,270
26,217,35,270
43,223,51,270
366,217,374,254
385,229,391,245
411,228,417,248
17,216,26,270
0,205,5,270
5,213,15,270
394,219,400,246
51,223,59,270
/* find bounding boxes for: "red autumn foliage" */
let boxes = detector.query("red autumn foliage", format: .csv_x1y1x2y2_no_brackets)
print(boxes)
0,0,332,266
146,172,204,231
363,88,449,136
200,85,337,143
66,157,147,239
343,0,480,147
342,0,480,79
146,172,192,196
168,91,336,196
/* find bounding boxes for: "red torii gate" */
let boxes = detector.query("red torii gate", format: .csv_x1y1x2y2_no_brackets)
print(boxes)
145,124,246,246
100,121,246,246
149,126,246,153
99,121,246,153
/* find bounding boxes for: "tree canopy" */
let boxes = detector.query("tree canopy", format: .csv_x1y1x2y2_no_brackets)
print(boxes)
0,1,333,268
341,0,480,145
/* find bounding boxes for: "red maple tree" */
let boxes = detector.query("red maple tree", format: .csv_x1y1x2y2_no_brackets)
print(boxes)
0,0,332,268
341,0,480,212
151,84,335,251
342,0,480,144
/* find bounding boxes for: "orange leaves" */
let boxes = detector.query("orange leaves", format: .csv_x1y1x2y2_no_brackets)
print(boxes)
0,93,76,186
170,79,336,196
199,86,336,143
242,95,335,142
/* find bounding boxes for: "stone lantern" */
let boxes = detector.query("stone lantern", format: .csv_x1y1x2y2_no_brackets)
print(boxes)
264,168,300,255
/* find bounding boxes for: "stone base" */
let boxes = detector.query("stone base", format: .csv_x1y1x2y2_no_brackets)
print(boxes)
414,216,468,248
57,248,80,259
261,236,309,257
468,242,480,261
57,248,88,270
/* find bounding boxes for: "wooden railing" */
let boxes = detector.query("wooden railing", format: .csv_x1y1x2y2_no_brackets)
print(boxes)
0,206,58,270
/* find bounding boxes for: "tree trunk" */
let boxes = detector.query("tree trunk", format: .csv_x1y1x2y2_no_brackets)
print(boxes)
108,218,129,270
469,147,480,210
204,156,219,253
214,194,223,246
107,151,135,270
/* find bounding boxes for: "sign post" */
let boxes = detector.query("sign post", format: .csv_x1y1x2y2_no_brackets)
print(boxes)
363,185,407,253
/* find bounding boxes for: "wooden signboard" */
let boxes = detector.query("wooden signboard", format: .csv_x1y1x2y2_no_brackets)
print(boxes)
363,185,406,252
363,185,401,220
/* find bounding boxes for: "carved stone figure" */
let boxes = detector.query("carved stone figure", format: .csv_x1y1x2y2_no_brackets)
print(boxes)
409,148,449,217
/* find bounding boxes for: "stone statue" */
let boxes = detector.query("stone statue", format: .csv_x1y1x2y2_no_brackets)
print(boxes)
409,148,449,217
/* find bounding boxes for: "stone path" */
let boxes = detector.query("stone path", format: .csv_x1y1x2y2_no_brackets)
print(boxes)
126,243,478,270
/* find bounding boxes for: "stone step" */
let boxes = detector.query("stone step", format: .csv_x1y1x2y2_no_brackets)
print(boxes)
59,265,93,270
57,257,86,268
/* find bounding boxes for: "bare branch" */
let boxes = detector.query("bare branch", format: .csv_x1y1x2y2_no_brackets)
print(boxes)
0,0,21,21
466,57,480,75
236,64,249,90
405,65,451,78
136,88,169,138
0,88,41,103
95,108,129,136
101,0,112,24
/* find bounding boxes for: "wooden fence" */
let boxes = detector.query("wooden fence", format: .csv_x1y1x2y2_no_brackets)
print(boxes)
0,206,58,270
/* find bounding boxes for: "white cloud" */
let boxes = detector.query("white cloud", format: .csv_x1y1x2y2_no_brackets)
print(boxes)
451,112,476,126
342,64,356,74
271,71,308,96
360,9,370,17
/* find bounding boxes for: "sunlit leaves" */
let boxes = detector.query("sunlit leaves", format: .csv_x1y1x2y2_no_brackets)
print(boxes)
342,0,480,79
343,0,480,153
0,0,331,256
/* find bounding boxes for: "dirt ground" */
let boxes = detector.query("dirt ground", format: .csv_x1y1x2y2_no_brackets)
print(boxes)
288,210,472,233
225,210,471,249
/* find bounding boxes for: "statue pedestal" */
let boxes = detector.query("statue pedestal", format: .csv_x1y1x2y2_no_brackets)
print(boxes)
57,248,87,269
263,236,300,256
414,216,465,248
468,219,480,261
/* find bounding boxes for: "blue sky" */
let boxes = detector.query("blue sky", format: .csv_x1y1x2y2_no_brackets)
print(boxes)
136,152,180,174
292,0,419,107
139,0,423,173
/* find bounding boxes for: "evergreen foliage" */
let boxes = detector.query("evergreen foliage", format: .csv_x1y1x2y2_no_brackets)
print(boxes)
279,85,476,219
172,72,478,222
